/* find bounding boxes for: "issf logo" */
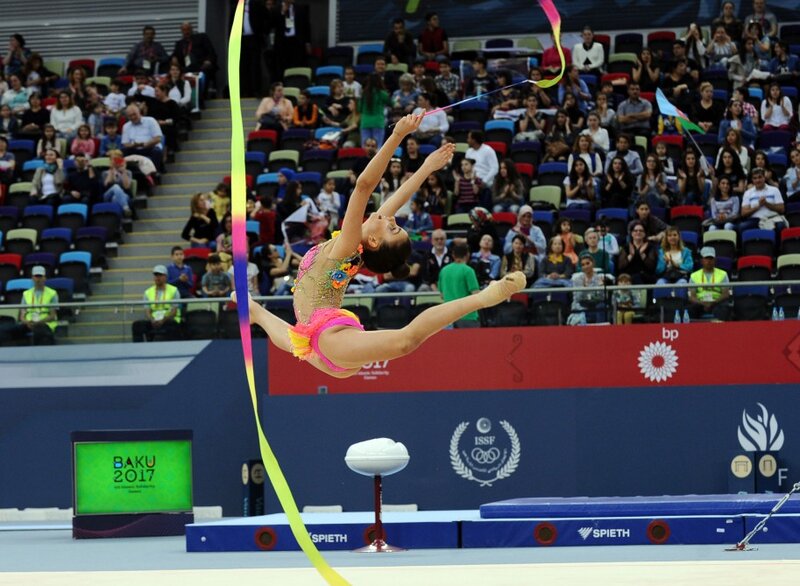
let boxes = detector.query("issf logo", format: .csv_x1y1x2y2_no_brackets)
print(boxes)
112,455,156,483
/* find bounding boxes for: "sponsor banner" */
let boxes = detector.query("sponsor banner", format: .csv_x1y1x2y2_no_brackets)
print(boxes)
268,322,800,395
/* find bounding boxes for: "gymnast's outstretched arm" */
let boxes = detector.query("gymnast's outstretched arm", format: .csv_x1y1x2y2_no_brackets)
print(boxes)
377,142,455,217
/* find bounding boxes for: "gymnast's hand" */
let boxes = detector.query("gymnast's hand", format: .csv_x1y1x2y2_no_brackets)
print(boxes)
422,142,456,171
393,113,424,138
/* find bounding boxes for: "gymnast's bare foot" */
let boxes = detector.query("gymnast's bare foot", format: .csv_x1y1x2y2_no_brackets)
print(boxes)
478,271,526,307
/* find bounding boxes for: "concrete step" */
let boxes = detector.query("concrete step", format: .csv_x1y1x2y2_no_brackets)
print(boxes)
162,171,226,183
168,161,231,173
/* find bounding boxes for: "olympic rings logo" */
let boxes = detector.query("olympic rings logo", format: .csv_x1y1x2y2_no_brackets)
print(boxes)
470,447,501,464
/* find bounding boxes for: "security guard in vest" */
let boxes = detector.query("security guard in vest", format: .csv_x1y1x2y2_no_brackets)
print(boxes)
132,264,182,342
0,265,58,345
688,247,731,321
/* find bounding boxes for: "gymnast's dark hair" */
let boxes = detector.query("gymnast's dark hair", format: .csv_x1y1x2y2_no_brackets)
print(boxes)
361,237,412,279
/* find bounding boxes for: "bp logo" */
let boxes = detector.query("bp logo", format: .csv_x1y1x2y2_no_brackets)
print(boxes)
450,418,520,487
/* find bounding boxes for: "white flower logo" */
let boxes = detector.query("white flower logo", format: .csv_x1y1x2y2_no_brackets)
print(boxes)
738,403,785,452
638,341,679,382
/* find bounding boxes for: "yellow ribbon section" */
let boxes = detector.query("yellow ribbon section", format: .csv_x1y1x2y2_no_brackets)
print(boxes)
532,0,565,88
228,2,349,584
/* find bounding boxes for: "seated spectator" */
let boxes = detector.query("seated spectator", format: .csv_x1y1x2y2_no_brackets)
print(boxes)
30,148,64,204
670,40,700,80
719,100,757,151
523,67,553,107
391,74,419,120
404,196,433,238
751,150,780,188
434,58,460,105
17,92,48,140
705,175,741,230
744,0,779,39
120,26,169,76
617,220,658,283
121,103,164,172
418,12,449,60
36,124,65,158
654,140,677,177
172,21,217,98
167,245,194,298
681,23,708,69
739,167,785,232
0,266,57,346
595,219,619,257
104,79,127,117
616,82,652,137
292,89,319,129
655,227,692,285
127,70,156,102
629,200,667,242
248,196,275,246
632,48,659,92
533,235,573,288
145,83,181,156
452,157,483,213
1,73,29,115
254,82,293,132
466,206,500,254
556,217,581,264
613,273,640,324
101,150,134,216
569,134,603,178
569,253,606,325
469,234,501,288
202,253,232,298
515,94,546,143
492,159,524,214
417,171,448,214
688,247,731,321
384,18,416,67
712,1,743,42
99,119,123,155
466,129,499,189
637,154,670,209
490,70,521,115
63,152,98,204
583,227,613,274
729,37,766,84
216,213,234,268
602,156,635,209
316,177,342,228
66,67,88,113
564,158,596,208
342,65,362,99
768,41,799,84
227,242,260,297
4,34,31,78
594,91,616,129
543,32,571,75
715,146,747,196
50,91,84,141
413,92,448,146
418,228,452,291
785,147,800,203
464,56,496,98
164,63,193,110
401,136,423,175
132,265,182,342
691,82,724,134
503,204,546,260
381,157,406,202
706,25,737,69
761,82,793,131
572,26,605,77
70,124,96,158
562,92,586,131
0,104,17,139
181,192,218,247
661,59,695,114
605,134,643,177
321,79,351,127
543,109,575,163
743,21,772,70
0,136,15,184
558,66,592,113
580,110,609,154
677,149,712,206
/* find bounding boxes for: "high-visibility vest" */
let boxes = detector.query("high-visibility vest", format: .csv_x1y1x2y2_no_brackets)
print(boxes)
690,267,728,302
23,287,58,331
144,284,181,323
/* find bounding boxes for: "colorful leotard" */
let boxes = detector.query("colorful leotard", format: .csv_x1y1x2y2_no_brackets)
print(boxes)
288,233,364,371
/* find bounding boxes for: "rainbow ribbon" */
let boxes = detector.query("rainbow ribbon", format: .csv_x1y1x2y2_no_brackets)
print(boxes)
228,1,563,583
424,0,565,118
228,2,349,584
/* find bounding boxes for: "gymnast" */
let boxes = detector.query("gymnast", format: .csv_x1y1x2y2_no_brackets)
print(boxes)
239,114,525,378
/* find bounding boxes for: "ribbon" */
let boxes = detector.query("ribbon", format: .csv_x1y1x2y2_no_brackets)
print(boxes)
228,2,349,584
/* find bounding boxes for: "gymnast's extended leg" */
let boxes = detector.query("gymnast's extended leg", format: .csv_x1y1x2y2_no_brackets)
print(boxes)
235,293,293,353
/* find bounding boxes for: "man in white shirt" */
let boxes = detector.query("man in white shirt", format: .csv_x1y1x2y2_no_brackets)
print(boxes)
572,26,605,77
122,104,164,172
465,130,499,189
412,92,448,147
740,167,785,232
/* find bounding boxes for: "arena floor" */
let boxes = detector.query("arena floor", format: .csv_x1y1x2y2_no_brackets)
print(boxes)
2,526,800,585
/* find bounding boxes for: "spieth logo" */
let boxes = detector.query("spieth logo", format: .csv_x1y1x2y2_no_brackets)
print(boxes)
638,341,679,382
738,403,785,452
578,527,631,540
450,418,520,487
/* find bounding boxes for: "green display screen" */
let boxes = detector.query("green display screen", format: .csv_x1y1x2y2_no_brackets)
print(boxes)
73,440,193,515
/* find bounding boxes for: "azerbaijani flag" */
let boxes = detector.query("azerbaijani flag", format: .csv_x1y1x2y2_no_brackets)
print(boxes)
655,88,705,135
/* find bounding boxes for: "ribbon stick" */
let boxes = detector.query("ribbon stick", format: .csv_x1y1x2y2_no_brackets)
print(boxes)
228,2,349,584
422,0,565,119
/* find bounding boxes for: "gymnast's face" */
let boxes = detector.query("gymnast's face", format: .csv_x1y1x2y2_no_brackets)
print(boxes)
364,212,408,249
